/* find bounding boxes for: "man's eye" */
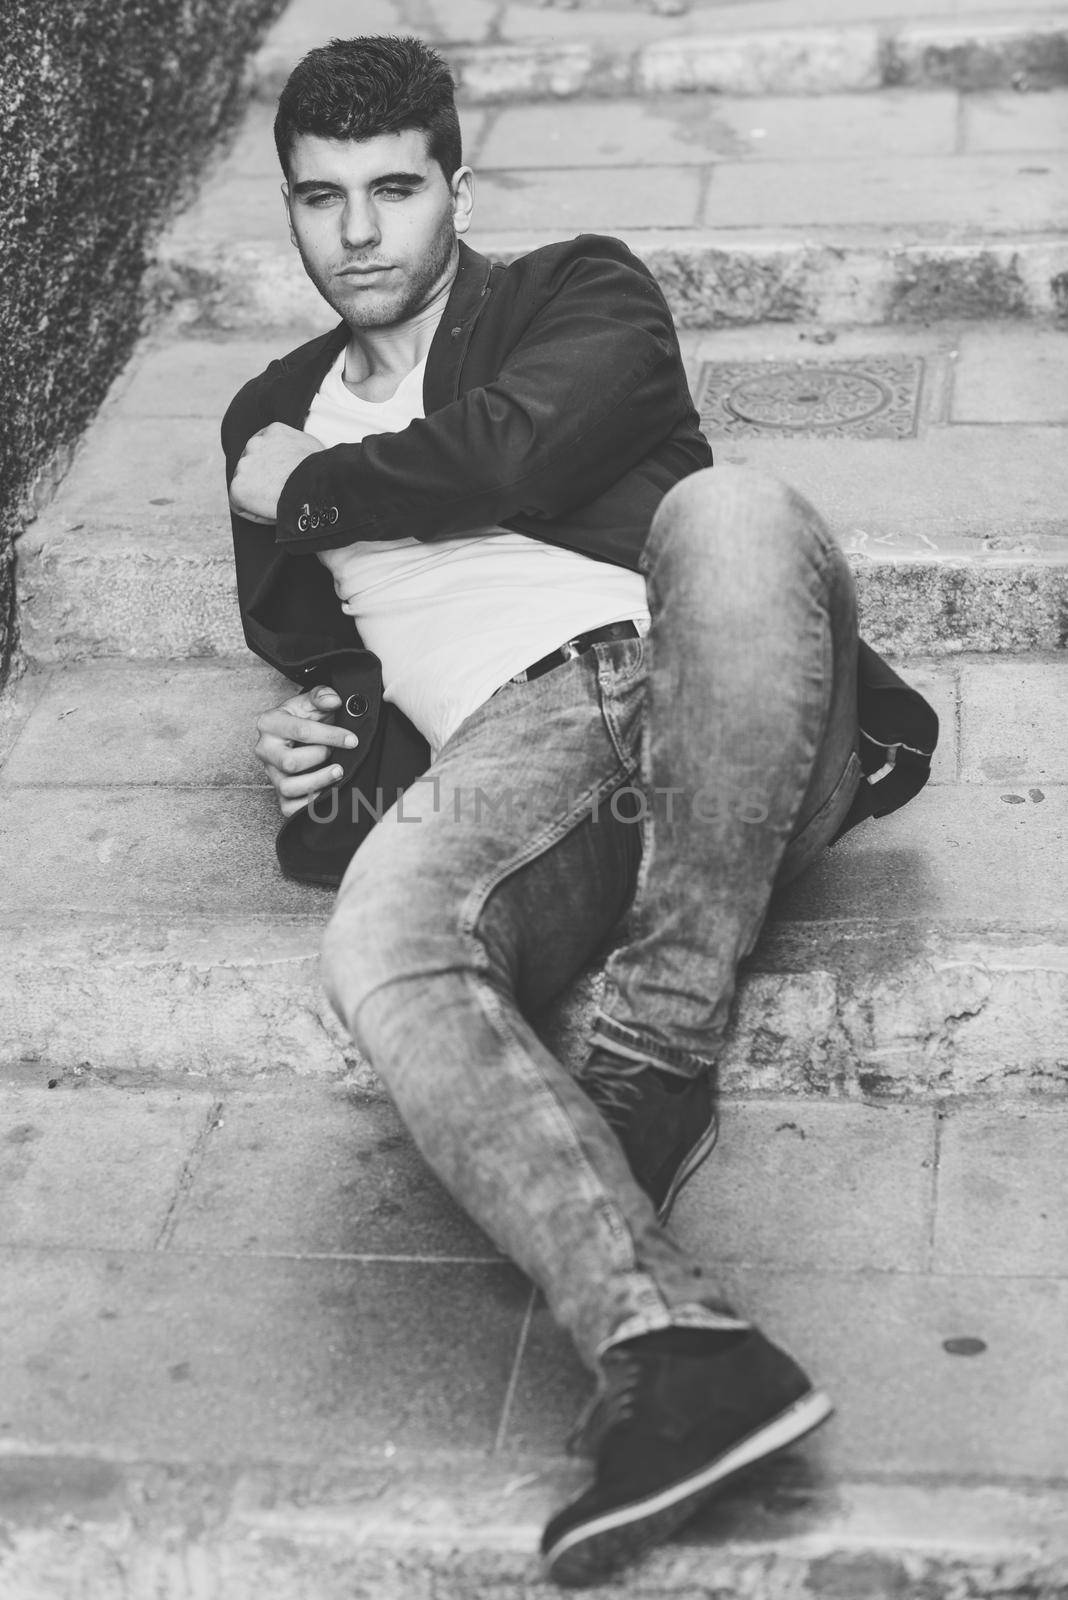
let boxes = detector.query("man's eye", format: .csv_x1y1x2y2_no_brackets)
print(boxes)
378,186,414,200
302,191,338,207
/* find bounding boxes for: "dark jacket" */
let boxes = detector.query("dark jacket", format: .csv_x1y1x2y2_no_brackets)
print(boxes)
222,234,936,886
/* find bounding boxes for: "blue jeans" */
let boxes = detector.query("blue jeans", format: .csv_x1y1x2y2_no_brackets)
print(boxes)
321,466,860,1369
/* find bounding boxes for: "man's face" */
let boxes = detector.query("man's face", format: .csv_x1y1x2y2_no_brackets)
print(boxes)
283,128,473,328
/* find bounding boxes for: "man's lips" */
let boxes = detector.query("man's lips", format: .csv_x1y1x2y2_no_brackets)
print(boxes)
336,265,395,278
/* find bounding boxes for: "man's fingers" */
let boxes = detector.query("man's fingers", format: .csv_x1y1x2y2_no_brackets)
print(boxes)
255,710,357,751
253,686,357,817
274,759,345,819
267,740,332,776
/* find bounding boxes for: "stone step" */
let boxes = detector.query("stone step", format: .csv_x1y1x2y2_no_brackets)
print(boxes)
17,323,1068,660
252,0,1068,101
3,1459,1065,1600
2,1072,1067,1596
1,655,1065,1091
150,92,1068,328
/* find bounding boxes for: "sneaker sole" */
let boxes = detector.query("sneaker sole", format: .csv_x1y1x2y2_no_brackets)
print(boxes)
656,1112,720,1225
543,1386,833,1588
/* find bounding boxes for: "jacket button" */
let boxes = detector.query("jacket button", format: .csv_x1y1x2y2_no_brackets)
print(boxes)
327,506,339,524
297,513,309,532
345,693,370,718
309,513,321,529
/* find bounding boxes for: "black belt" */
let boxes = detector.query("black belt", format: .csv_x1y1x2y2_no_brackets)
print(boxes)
507,620,642,686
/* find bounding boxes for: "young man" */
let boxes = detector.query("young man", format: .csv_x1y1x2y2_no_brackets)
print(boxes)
224,35,933,1586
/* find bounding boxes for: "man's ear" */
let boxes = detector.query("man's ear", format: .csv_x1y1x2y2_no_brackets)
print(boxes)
451,167,474,237
281,183,297,246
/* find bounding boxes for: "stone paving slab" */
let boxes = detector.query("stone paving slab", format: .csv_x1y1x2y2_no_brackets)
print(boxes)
775,785,1067,926
951,323,1068,423
1,776,1065,933
509,1267,1068,1477
168,1086,499,1259
963,84,1068,152
2,1073,1067,1589
934,1103,1068,1276
700,153,1068,232
717,426,1068,543
0,786,322,917
1,1081,1067,1482
0,657,289,789
476,89,961,168
958,657,1068,783
0,1247,529,1460
672,1099,937,1272
171,147,1068,241
0,1086,209,1251
0,654,959,790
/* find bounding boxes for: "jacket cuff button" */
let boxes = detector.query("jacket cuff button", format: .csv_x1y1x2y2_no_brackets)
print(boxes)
345,693,370,717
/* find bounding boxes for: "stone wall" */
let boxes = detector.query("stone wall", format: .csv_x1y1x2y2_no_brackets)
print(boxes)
0,0,285,687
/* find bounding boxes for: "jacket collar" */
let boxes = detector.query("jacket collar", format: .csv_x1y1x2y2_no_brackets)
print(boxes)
265,240,495,423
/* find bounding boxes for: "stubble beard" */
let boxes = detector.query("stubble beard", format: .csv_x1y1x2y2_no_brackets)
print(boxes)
307,216,459,331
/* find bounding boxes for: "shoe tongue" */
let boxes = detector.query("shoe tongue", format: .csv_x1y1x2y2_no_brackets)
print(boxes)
653,1067,694,1095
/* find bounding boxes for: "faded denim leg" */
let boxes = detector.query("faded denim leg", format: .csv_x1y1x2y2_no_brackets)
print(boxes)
591,464,861,1075
320,644,746,1370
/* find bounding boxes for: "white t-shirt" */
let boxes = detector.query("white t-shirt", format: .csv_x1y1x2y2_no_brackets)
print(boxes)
306,346,650,755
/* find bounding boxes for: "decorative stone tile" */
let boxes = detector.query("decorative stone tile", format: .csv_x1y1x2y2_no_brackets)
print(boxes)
696,357,924,439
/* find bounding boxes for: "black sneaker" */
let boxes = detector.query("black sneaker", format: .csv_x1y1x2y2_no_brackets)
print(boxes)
542,1327,833,1588
575,1048,719,1222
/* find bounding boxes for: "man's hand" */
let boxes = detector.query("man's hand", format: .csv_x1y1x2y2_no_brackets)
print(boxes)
229,422,325,525
255,685,358,817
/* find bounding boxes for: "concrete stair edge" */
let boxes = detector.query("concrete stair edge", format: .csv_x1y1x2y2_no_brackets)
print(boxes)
16,519,1068,660
1,1455,1066,1600
147,232,1068,331
252,15,1068,102
4,911,1065,1095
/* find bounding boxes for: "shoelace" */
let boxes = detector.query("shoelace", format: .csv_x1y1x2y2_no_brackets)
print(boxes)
573,1057,650,1131
567,1350,643,1457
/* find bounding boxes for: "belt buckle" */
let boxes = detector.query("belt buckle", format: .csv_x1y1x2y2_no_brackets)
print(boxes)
560,638,583,661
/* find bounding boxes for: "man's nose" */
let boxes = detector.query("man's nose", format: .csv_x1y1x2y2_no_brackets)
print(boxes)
340,200,380,252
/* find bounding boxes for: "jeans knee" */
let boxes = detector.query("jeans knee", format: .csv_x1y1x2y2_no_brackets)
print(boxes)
645,465,830,591
320,862,485,1040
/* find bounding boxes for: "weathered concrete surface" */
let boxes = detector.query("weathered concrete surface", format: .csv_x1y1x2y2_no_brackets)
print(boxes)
2,1464,1065,1600
0,0,283,691
477,89,962,167
1,1071,1067,1594
17,324,1068,659
952,324,1068,423
1,656,1065,1089
150,228,1068,331
249,8,1068,100
0,776,1065,1090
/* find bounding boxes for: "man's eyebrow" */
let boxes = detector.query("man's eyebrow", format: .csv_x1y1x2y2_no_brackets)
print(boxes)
291,172,427,196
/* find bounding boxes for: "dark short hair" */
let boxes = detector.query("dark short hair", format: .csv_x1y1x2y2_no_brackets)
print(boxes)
274,35,462,181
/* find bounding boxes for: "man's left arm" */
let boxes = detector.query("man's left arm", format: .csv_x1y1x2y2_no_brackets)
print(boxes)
267,242,697,555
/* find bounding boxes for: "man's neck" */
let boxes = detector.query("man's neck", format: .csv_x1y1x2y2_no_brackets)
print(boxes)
343,271,456,402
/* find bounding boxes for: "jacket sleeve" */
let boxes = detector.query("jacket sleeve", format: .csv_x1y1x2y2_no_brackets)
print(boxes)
274,242,691,554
